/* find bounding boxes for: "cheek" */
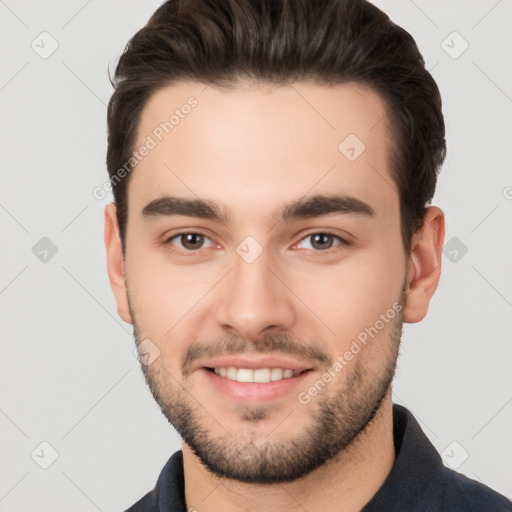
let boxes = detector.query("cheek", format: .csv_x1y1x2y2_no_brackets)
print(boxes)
125,250,220,340
125,232,405,359
292,246,405,348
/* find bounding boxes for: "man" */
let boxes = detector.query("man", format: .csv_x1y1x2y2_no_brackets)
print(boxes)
104,0,512,510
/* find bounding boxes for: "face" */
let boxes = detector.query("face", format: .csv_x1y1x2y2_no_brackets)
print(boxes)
108,80,413,483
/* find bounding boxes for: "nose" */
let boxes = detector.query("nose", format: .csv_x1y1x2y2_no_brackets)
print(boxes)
214,246,295,341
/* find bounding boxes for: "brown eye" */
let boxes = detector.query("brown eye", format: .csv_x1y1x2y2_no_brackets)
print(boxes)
165,232,214,255
310,233,335,250
296,232,349,252
179,233,205,250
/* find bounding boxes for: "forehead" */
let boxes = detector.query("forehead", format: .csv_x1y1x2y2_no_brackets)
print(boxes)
128,80,397,223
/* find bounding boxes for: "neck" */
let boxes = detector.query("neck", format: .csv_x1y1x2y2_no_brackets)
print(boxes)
182,392,396,512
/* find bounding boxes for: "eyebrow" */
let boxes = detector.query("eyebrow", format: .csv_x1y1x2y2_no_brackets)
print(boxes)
141,193,376,224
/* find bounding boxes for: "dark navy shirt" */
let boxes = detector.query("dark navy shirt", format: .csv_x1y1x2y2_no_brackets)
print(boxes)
125,404,512,511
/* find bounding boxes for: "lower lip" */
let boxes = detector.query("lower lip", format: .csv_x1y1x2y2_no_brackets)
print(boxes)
199,368,313,403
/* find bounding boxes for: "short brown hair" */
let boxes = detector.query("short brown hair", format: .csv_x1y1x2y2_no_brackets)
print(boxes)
106,0,446,254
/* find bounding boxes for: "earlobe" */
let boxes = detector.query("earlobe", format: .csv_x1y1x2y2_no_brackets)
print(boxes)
104,203,133,324
402,206,445,323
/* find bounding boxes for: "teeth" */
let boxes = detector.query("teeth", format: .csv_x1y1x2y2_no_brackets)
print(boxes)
253,369,271,383
212,366,302,383
270,368,283,381
236,368,254,382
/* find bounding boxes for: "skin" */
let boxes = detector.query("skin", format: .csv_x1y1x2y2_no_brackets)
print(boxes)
104,80,445,511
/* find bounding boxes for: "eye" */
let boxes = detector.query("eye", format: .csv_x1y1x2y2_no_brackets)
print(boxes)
295,232,350,252
165,232,215,254
162,231,350,257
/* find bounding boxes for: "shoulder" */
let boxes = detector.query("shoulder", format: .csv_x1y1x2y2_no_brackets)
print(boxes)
432,466,512,511
123,491,155,512
123,450,185,512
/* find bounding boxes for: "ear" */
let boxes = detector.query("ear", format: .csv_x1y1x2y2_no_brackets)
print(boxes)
104,203,133,324
402,206,445,323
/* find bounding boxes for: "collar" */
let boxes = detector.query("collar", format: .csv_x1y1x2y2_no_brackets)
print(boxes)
362,403,443,510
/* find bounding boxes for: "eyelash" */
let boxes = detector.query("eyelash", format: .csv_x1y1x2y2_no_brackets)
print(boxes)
163,231,350,258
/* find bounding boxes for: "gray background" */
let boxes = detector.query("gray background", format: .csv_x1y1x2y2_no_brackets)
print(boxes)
0,0,511,510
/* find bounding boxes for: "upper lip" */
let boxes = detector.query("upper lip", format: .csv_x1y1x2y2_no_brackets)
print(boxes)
198,355,314,372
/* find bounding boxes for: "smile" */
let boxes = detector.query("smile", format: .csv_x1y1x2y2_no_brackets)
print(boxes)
209,367,304,383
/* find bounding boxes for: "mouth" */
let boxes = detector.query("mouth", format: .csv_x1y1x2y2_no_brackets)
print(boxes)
204,366,308,383
199,365,314,403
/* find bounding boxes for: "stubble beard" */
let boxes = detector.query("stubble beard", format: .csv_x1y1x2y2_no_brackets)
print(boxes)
131,285,405,484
